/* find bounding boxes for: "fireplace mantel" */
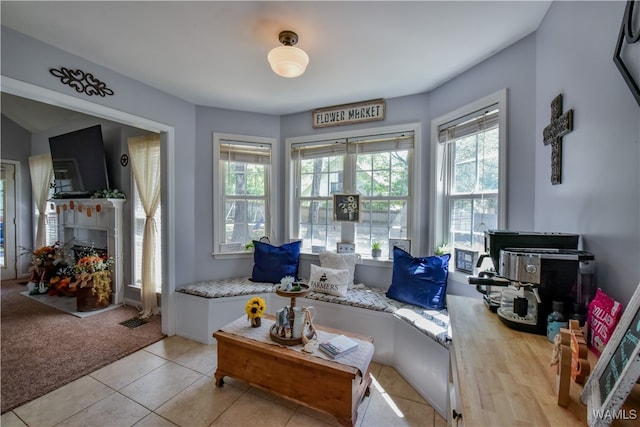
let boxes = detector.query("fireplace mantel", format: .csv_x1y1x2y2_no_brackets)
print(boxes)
52,198,126,304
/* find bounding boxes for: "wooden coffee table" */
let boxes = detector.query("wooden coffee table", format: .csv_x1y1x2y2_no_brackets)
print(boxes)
213,316,373,426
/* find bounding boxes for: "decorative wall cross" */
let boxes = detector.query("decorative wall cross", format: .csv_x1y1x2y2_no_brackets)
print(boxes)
543,94,573,185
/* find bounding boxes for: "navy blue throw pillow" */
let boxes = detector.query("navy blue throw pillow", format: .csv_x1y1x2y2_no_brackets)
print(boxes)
251,240,302,284
386,247,450,310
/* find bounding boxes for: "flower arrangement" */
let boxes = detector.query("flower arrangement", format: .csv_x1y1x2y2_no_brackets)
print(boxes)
245,296,266,327
338,195,359,216
70,246,114,305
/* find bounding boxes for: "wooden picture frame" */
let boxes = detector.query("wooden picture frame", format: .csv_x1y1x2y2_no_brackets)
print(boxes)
613,1,640,107
333,194,361,222
388,239,411,259
581,282,640,426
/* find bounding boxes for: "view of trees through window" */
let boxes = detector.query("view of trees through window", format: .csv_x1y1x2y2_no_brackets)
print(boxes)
292,132,413,258
224,162,267,245
448,122,499,252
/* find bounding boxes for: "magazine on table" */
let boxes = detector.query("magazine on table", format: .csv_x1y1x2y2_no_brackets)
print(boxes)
319,334,359,359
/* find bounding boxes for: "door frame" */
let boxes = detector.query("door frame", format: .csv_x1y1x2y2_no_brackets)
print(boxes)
0,77,177,337
1,160,20,280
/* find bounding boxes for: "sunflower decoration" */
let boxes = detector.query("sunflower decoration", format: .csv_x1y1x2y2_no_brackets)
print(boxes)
245,296,267,327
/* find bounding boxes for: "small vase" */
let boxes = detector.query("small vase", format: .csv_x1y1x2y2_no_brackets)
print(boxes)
372,249,382,258
251,317,261,328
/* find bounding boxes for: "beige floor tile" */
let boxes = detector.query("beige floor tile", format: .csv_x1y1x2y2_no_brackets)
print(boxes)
359,391,435,427
143,335,200,360
155,376,243,427
368,362,383,377
246,386,299,409
435,412,447,427
374,366,427,404
293,405,339,426
0,411,28,427
55,392,150,427
119,362,203,410
13,376,113,427
210,392,295,426
286,411,336,427
133,412,178,427
172,342,218,374
91,350,168,390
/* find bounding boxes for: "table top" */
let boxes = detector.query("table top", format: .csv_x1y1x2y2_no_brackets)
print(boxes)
214,314,374,377
447,295,640,427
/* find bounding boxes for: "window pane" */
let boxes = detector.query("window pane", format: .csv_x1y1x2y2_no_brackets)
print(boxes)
300,157,343,197
297,199,339,252
449,196,497,251
357,199,408,258
133,184,162,292
224,199,265,243
224,162,265,196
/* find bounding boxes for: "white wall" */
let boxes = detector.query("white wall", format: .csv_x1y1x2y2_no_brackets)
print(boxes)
535,1,640,305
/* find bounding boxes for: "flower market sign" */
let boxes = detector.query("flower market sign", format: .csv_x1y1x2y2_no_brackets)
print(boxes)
312,99,385,128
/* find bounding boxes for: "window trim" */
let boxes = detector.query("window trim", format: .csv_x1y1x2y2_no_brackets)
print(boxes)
285,122,422,259
212,132,277,257
429,89,507,256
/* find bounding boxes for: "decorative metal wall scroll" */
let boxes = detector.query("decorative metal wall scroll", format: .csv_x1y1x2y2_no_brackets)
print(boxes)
543,94,574,185
614,1,640,106
49,67,114,97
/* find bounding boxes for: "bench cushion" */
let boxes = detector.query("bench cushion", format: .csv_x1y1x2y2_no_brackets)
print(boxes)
176,277,450,348
177,277,275,298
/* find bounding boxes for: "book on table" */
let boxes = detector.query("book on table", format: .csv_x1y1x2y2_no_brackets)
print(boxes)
319,334,359,359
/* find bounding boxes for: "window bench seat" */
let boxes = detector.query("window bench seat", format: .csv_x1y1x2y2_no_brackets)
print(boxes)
175,277,451,417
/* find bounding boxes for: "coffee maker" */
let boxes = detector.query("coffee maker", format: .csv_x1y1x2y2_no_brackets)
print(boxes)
468,230,596,335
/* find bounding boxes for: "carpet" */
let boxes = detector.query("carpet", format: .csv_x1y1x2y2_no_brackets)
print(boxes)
1,279,166,414
19,290,121,318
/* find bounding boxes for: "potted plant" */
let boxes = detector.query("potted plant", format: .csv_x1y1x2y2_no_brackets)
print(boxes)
371,242,382,258
71,247,114,311
246,296,267,327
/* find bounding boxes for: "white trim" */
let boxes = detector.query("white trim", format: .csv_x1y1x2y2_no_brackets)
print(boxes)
285,122,422,257
429,89,507,255
0,159,21,278
212,132,277,255
0,76,177,337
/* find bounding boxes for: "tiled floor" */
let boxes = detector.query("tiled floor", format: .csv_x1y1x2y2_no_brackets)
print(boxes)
1,336,447,427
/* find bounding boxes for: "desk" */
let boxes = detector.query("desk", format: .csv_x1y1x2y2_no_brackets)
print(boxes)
447,295,640,427
213,315,374,426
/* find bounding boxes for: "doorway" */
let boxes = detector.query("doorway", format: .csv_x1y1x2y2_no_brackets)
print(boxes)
1,77,176,336
1,161,17,280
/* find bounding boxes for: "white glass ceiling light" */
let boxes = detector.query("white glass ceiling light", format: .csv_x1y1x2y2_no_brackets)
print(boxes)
267,30,309,78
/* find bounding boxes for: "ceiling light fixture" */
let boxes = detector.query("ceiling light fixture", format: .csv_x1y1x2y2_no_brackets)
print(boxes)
267,30,309,78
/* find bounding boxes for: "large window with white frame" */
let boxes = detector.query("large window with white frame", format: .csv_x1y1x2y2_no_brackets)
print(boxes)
430,90,507,258
288,124,419,259
213,133,276,254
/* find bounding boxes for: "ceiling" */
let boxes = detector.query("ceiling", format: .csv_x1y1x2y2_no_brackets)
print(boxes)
1,1,552,130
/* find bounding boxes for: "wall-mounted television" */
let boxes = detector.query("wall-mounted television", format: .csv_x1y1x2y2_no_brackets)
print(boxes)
49,125,110,198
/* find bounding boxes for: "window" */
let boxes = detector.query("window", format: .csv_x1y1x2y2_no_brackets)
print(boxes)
133,183,162,292
430,90,507,257
213,133,276,254
288,124,419,259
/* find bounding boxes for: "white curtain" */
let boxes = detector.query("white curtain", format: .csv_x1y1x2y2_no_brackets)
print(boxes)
128,134,161,318
28,153,53,248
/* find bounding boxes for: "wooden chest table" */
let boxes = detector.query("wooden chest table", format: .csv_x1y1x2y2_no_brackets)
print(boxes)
213,316,374,426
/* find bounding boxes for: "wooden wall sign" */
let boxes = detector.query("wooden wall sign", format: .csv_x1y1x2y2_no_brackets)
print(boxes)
312,99,385,128
581,282,640,426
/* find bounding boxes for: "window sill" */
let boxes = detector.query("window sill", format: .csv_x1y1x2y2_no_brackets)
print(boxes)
211,251,254,260
128,284,162,295
300,252,393,268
